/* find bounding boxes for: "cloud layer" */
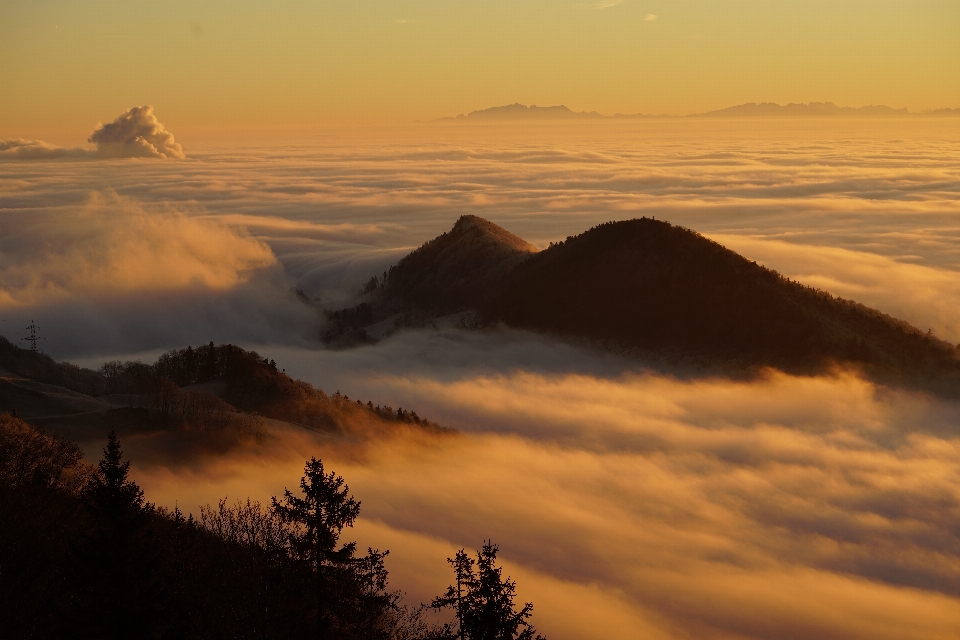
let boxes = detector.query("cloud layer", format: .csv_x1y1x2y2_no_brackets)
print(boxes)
3,119,959,352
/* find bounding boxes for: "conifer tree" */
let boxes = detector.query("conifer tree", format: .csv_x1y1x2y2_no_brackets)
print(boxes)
85,430,144,520
273,457,392,639
73,431,160,640
433,542,543,640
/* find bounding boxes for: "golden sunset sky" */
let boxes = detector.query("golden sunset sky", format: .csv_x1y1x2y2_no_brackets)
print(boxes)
2,0,958,138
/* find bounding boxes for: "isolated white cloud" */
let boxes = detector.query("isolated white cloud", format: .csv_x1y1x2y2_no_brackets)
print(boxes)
0,105,184,160
88,105,184,159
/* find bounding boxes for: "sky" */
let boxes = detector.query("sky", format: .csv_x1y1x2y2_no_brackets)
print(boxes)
2,0,960,138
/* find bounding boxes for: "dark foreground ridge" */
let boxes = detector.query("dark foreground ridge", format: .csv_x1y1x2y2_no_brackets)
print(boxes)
1,340,549,638
0,415,544,639
330,216,960,396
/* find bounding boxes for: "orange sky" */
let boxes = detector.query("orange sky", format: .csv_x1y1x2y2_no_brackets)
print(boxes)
2,0,959,139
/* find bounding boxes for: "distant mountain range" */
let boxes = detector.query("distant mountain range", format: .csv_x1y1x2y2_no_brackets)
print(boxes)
327,216,960,397
437,102,960,121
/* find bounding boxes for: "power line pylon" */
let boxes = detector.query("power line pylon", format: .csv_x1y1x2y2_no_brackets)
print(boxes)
22,320,44,352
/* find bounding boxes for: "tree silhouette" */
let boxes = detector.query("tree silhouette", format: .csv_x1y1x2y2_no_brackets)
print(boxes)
434,541,544,640
272,457,392,639
85,430,144,520
72,431,160,640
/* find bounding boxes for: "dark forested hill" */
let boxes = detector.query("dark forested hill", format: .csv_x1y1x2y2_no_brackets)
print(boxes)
333,216,960,394
0,338,444,449
486,218,960,390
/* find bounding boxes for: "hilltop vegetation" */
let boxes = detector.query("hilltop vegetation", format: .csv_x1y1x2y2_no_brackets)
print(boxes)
103,342,440,434
326,216,536,342
0,335,106,396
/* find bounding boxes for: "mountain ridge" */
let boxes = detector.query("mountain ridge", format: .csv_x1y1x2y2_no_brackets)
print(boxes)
437,102,960,121
327,216,960,397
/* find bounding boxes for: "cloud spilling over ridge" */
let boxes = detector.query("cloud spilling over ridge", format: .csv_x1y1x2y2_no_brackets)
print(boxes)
712,235,960,341
0,190,273,308
0,190,320,356
128,331,960,640
0,106,184,160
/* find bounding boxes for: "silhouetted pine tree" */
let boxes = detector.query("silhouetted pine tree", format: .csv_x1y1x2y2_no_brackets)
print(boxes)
68,431,163,639
272,457,393,639
433,542,543,640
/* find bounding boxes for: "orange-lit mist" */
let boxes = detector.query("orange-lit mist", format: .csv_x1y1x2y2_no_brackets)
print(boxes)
130,368,960,640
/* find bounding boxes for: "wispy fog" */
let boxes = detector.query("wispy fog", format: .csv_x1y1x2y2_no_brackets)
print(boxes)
4,119,960,638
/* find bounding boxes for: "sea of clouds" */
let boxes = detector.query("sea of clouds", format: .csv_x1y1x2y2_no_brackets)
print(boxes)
3,114,960,638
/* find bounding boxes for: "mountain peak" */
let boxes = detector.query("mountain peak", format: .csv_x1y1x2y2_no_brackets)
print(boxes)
445,104,606,121
448,215,539,253
382,216,537,314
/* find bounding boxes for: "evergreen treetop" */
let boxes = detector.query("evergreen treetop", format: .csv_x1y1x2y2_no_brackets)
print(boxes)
434,541,544,640
84,430,144,520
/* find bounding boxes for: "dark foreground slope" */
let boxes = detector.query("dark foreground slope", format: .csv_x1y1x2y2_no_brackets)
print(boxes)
336,216,960,395
485,219,960,390
0,414,451,640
